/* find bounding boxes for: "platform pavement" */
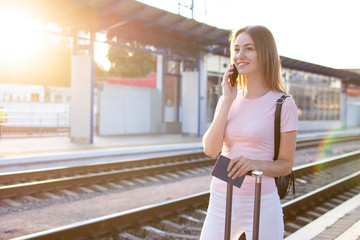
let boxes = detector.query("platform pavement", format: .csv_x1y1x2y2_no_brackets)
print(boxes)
0,134,202,159
0,128,357,175
1,128,360,159
0,134,205,172
285,193,360,240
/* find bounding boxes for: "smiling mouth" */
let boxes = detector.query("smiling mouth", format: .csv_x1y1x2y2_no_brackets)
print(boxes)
237,62,248,67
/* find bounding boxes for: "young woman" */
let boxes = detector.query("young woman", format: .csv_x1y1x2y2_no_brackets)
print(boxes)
200,25,298,240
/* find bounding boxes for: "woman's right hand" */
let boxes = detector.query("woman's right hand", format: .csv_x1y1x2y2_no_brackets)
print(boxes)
203,64,238,157
221,64,238,102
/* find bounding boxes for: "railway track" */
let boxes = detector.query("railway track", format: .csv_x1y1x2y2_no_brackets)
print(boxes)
1,135,360,214
0,152,213,213
295,134,360,149
10,150,360,240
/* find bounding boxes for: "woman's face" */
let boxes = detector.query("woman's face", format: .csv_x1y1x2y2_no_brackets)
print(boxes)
232,32,260,77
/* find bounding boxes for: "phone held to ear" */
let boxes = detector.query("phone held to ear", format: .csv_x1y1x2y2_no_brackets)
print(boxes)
229,63,238,87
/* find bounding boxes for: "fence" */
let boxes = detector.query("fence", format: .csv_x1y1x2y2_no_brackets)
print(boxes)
0,108,69,138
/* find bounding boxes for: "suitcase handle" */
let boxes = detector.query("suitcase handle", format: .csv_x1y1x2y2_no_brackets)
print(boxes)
224,171,263,240
250,170,263,179
251,171,263,240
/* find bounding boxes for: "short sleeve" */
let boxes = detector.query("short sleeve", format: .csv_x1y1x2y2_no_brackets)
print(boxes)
281,97,298,132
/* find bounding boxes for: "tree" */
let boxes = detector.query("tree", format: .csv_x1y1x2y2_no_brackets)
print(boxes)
107,44,156,78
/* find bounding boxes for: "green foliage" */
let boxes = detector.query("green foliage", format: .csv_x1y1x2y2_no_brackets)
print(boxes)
107,44,156,78
95,62,108,77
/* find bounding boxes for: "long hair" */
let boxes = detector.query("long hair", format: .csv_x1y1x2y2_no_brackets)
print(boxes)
230,25,286,93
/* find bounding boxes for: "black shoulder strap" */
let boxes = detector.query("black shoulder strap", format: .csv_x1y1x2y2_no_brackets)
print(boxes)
273,94,289,161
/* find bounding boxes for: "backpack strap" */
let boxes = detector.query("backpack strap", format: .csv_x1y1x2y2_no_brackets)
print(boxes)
273,94,296,196
273,94,289,160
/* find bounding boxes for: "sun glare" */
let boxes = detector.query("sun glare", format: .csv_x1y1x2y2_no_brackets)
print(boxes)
95,32,111,71
0,8,42,65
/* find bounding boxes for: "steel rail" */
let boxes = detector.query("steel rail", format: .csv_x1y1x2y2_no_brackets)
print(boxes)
1,135,359,186
0,152,207,184
0,158,213,199
282,171,360,219
12,168,360,240
2,149,360,200
1,142,360,207
293,149,360,177
295,135,360,149
11,191,209,240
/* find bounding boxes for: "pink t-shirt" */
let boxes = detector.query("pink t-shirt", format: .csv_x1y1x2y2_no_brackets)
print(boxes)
210,90,298,195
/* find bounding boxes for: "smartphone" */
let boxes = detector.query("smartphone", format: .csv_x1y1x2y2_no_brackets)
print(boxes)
229,63,238,87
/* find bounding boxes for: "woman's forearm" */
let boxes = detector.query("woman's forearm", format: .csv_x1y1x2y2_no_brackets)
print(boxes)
202,99,233,157
252,159,293,177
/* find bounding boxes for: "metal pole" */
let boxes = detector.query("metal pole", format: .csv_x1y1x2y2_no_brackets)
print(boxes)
191,0,194,19
343,83,348,129
252,170,263,240
39,117,42,138
197,53,201,137
89,30,95,144
224,182,233,240
57,112,59,135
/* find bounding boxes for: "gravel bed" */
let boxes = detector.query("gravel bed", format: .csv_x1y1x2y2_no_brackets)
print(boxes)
1,141,360,239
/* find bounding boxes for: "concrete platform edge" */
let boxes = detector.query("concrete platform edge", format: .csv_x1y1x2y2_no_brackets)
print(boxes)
285,193,360,240
0,142,203,168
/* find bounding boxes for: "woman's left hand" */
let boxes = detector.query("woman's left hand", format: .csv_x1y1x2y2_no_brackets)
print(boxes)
227,156,259,180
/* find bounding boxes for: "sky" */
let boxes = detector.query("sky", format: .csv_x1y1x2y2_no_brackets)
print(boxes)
137,0,360,70
0,0,358,72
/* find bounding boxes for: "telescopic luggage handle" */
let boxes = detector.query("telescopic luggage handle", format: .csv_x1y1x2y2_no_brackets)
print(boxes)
224,170,263,240
251,170,263,240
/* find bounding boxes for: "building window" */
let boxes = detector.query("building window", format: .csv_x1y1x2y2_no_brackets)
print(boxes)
206,74,221,122
55,95,63,103
31,93,40,102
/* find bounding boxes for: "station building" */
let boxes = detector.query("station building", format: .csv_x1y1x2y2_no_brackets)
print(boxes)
97,53,359,138
1,0,360,142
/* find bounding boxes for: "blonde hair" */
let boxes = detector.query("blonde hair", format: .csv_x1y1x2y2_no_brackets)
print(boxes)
230,25,286,93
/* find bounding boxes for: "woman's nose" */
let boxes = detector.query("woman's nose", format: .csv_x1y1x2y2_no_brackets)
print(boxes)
238,50,246,59
234,50,245,60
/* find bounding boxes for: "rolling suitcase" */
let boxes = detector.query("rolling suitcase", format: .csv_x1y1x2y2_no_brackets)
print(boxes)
224,170,263,240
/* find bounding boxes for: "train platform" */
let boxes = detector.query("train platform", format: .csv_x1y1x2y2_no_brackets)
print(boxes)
286,193,360,240
0,133,204,172
1,128,360,158
0,128,360,169
0,133,202,158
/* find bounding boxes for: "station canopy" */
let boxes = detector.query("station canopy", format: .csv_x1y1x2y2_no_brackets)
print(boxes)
19,0,230,57
11,0,360,84
281,57,360,85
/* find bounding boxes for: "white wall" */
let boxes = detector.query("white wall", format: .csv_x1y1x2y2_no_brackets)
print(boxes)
70,55,93,143
98,83,159,135
341,93,360,128
181,72,199,135
347,103,360,127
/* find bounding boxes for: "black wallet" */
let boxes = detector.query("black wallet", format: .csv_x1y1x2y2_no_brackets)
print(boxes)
211,155,245,188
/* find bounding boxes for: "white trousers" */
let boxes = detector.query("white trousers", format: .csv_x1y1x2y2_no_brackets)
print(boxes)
200,190,284,240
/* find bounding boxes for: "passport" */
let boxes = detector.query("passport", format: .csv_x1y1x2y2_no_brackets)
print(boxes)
211,155,245,188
